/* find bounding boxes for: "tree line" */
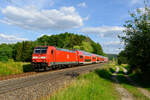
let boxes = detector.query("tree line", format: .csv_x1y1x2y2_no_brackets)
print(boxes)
0,32,105,62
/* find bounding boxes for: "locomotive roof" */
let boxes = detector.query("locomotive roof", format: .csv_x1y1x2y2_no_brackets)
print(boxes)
56,47,76,53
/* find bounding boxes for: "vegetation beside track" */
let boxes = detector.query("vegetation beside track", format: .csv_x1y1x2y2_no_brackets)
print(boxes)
109,61,150,100
46,63,120,100
0,59,32,76
117,75,150,100
118,4,150,81
113,60,150,93
45,62,150,100
129,73,150,92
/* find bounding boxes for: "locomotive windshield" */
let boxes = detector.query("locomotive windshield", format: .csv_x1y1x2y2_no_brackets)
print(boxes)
34,47,48,54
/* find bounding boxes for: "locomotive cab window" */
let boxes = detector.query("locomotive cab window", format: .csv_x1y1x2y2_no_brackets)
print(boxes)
34,49,40,54
41,49,47,54
80,55,83,58
34,47,48,54
51,50,53,54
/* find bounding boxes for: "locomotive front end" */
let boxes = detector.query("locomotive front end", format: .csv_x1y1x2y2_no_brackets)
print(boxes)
32,46,48,71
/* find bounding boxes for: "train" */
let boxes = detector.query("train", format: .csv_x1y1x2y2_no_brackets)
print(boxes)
32,46,108,71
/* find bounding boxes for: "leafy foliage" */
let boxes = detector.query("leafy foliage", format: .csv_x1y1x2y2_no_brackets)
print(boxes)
119,4,150,75
0,32,105,62
13,41,36,62
0,44,13,62
117,51,128,65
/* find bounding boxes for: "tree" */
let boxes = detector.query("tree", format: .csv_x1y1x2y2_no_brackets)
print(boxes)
118,50,128,65
80,41,94,53
0,43,13,61
13,41,35,62
119,4,150,74
22,41,34,62
14,42,23,61
92,42,104,55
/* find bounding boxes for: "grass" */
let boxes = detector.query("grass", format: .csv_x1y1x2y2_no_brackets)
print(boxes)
48,62,143,100
47,67,120,100
102,61,150,100
117,75,150,100
43,62,150,100
0,59,32,76
109,67,116,73
129,73,150,92
110,62,150,100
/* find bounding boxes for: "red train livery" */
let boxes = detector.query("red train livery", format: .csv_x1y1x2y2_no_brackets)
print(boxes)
32,46,108,71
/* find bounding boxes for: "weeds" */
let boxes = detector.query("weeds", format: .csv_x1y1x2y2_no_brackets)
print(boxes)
48,67,120,100
0,60,32,76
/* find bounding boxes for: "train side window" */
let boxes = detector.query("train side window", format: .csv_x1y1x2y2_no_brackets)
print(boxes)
80,56,83,59
51,50,53,54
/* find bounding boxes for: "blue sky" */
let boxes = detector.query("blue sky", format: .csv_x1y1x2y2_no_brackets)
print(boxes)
0,0,146,54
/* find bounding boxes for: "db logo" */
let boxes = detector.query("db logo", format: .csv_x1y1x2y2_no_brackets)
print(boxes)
67,55,69,59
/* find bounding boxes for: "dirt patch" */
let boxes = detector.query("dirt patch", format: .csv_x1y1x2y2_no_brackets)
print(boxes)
112,66,134,100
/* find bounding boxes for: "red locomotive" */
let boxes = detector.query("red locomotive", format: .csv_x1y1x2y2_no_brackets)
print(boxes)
32,46,108,71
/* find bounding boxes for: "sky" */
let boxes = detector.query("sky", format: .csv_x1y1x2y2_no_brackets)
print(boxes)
0,0,147,54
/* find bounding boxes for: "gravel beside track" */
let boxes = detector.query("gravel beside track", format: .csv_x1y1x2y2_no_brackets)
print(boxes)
0,63,104,100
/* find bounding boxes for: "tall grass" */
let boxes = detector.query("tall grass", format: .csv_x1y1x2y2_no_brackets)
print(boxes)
0,59,31,76
47,68,120,100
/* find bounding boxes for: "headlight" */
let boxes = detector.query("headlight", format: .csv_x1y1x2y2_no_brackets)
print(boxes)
33,56,38,59
41,56,46,59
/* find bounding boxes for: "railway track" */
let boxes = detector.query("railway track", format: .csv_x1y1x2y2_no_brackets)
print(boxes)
0,63,105,100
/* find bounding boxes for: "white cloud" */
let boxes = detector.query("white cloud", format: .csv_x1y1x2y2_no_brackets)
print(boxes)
102,41,124,54
105,47,123,54
0,6,83,31
104,41,123,45
104,47,121,54
0,33,28,44
78,2,87,8
81,26,125,38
